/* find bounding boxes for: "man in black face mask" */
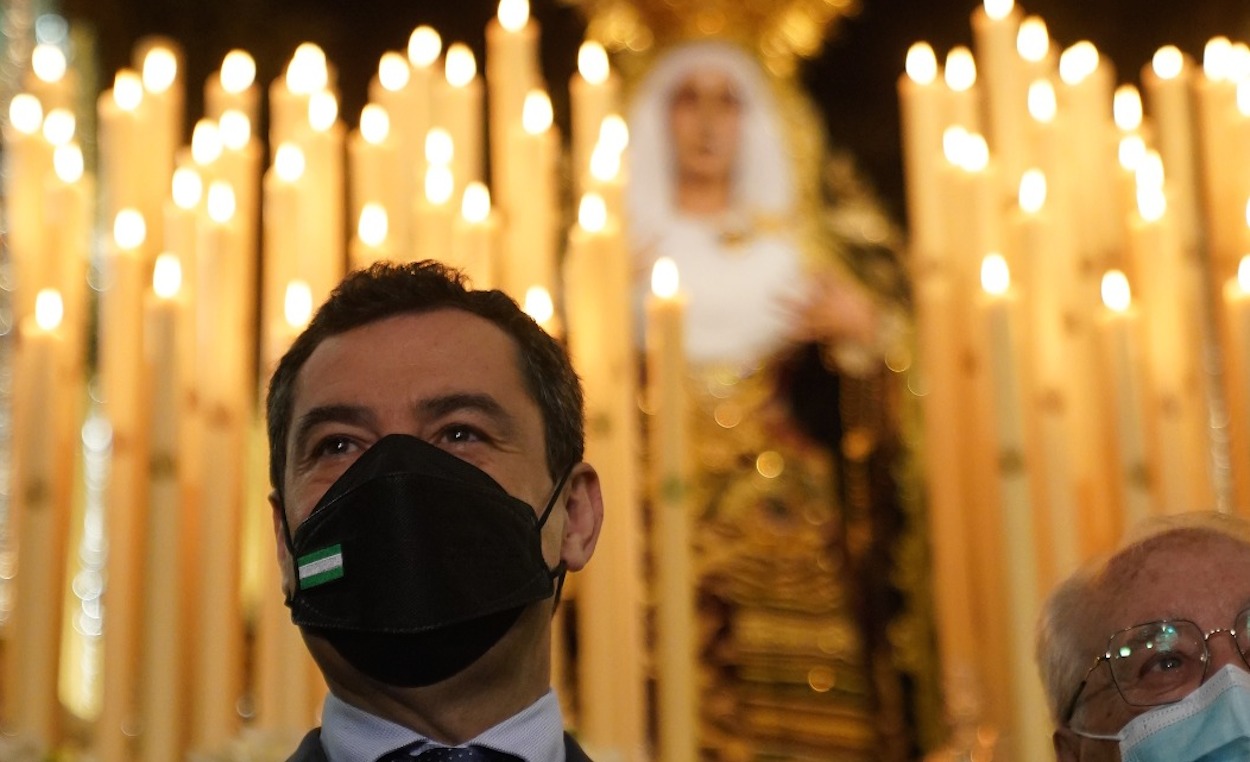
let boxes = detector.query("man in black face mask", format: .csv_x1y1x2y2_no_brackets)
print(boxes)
266,261,604,762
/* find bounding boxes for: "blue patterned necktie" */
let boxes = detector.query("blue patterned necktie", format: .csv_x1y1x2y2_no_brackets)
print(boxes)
379,743,523,761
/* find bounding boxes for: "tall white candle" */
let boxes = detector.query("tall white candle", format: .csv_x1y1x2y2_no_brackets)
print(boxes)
1098,271,1154,527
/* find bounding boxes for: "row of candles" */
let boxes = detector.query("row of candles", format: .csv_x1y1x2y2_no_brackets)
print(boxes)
0,3,697,761
900,0,1250,758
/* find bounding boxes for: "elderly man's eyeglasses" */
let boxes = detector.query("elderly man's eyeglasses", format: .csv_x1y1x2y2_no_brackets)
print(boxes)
1062,608,1250,725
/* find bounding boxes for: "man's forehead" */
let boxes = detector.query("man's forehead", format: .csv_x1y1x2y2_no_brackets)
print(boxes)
1098,529,1250,621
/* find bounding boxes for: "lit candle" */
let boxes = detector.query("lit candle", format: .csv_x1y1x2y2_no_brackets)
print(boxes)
5,93,52,322
487,0,540,209
1223,256,1250,510
348,103,404,259
978,254,1049,762
523,285,557,335
436,43,484,194
25,42,76,111
1142,46,1200,253
269,43,329,146
99,70,148,226
1194,37,1241,270
350,202,392,269
139,254,185,762
413,155,455,263
9,288,71,748
137,39,184,252
44,143,92,386
405,26,442,201
502,89,558,302
571,40,619,194
303,89,347,306
944,46,980,133
205,49,259,125
898,42,947,263
971,0,1027,191
262,143,305,377
453,181,498,288
1098,270,1153,527
97,210,150,762
563,192,647,758
645,258,697,762
1056,40,1119,268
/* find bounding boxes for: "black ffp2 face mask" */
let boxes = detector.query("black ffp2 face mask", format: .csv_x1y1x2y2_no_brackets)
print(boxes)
281,433,569,686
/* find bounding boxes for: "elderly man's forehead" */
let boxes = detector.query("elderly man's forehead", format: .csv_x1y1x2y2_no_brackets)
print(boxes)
1097,527,1250,593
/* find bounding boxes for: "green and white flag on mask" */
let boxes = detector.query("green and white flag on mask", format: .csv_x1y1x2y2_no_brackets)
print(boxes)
298,544,344,589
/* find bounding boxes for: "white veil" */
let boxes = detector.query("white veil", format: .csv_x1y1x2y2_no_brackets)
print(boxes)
625,40,795,249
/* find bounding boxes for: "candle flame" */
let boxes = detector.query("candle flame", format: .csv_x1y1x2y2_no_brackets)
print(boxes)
1205,37,1234,82
962,133,989,172
53,144,84,184
523,286,554,326
1153,45,1184,80
191,119,223,165
1027,79,1057,123
984,0,1014,21
941,126,969,166
1239,256,1250,295
1137,185,1167,223
1135,150,1165,190
425,165,454,205
142,46,178,94
42,108,75,146
522,89,554,135
590,141,622,182
1232,43,1250,82
114,209,147,250
905,43,937,86
274,143,306,182
1019,169,1047,213
152,253,182,299
285,281,314,330
1017,17,1049,63
219,109,252,150
220,50,256,93
445,44,477,88
308,90,338,132
378,52,411,92
358,204,389,246
360,104,390,144
425,127,454,165
1238,80,1250,117
598,114,629,153
35,289,64,331
1118,135,1147,171
31,44,67,84
651,257,680,299
9,94,43,135
498,0,530,32
1101,270,1131,312
287,43,329,94
114,70,144,111
578,193,607,233
944,47,976,92
578,41,610,85
408,26,442,68
980,253,1010,296
1113,85,1143,131
1058,41,1099,85
206,181,237,223
461,182,492,223
171,166,203,209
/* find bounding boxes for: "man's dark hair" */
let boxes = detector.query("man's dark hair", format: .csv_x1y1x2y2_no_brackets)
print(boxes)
266,260,585,496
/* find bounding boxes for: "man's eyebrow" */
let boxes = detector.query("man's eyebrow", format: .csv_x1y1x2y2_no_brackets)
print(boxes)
417,393,515,431
291,404,375,455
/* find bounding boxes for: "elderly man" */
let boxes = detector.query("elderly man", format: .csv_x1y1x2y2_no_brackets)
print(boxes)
1036,511,1250,761
266,261,602,761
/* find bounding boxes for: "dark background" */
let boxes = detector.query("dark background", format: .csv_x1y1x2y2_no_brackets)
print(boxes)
60,0,1250,229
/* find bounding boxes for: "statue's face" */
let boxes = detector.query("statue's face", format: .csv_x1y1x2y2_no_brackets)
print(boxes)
667,67,742,189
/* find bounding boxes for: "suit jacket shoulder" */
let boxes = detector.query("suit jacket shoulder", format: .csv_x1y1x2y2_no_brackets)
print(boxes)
563,732,593,762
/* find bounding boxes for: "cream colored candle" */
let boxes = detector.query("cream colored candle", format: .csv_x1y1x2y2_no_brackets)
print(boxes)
269,43,327,146
303,90,347,306
348,103,403,258
25,42,77,111
44,144,90,378
944,47,980,134
502,90,558,302
262,143,305,377
436,43,484,195
1195,38,1241,270
453,181,498,287
368,54,420,245
571,41,619,194
137,39,184,253
405,26,442,206
645,259,697,762
563,193,647,760
206,50,259,125
7,289,70,748
138,254,185,762
1056,41,1119,268
1223,258,1250,510
979,255,1049,762
413,161,455,262
898,43,948,263
99,70,147,224
5,93,52,322
971,0,1026,190
487,0,540,208
97,210,150,762
1142,46,1199,253
1099,271,1154,527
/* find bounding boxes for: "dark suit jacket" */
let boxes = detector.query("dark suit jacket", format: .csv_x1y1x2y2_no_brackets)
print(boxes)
285,727,593,762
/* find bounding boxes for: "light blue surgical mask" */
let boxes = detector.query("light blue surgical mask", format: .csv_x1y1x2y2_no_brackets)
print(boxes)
1075,665,1250,761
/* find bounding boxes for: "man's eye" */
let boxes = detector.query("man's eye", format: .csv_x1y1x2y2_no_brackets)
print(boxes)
439,425,484,445
311,436,357,458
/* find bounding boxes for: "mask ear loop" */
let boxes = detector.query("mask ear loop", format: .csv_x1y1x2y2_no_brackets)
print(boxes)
276,495,300,605
538,465,575,613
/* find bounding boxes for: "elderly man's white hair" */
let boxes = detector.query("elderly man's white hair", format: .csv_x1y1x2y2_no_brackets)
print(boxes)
625,39,794,248
1035,511,1250,724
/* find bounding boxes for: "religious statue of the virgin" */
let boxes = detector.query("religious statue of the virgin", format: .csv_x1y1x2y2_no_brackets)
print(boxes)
577,0,942,758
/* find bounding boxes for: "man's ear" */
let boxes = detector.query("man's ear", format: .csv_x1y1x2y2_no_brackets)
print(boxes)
269,490,295,598
1052,728,1082,762
559,462,604,572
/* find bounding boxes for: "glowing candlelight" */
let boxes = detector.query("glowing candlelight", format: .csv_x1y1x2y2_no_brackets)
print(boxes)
1102,270,1131,312
1059,41,1099,85
308,90,338,132
274,143,305,182
1119,135,1147,171
945,47,977,92
445,44,477,88
152,254,182,300
984,0,1014,21
906,42,938,85
578,42,610,86
1017,17,1049,63
378,52,410,92
579,192,607,233
219,110,251,150
1204,37,1234,81
114,70,144,111
360,104,390,144
1019,169,1046,213
425,127,454,165
424,164,454,205
31,44,67,84
142,46,178,94
462,182,491,223
287,43,328,94
498,0,530,32
191,119,223,166
1114,85,1143,131
41,109,74,146
523,90,553,135
651,257,680,299
53,144,83,183
523,286,554,327
981,253,1010,295
1028,79,1057,122
285,281,313,330
34,289,64,331
114,208,147,250
357,203,388,247
599,114,629,153
590,142,621,183
220,50,256,93
9,94,43,134
408,26,442,68
1153,45,1184,80
206,181,236,223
